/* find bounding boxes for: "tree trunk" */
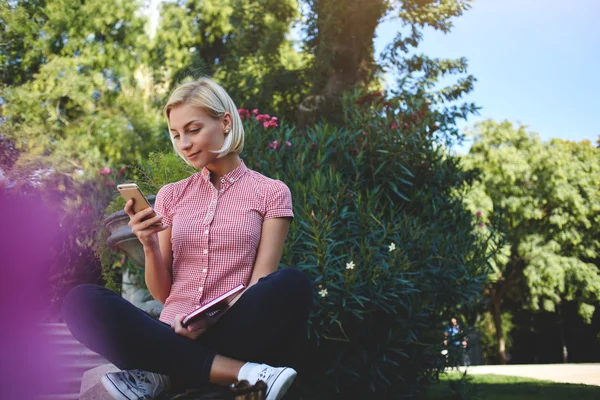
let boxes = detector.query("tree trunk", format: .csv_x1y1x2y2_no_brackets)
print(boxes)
491,293,507,364
299,0,387,126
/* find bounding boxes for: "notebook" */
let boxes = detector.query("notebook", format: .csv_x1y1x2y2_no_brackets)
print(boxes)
181,284,246,327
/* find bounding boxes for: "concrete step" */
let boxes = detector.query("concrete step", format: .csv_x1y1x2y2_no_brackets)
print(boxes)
53,375,83,394
59,360,110,372
39,322,72,336
38,394,80,400
38,322,109,399
55,349,107,360
51,338,91,351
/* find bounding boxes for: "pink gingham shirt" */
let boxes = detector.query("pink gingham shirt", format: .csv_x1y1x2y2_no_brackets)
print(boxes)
153,160,294,324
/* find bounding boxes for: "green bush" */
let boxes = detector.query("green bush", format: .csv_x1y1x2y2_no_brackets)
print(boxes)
98,91,495,397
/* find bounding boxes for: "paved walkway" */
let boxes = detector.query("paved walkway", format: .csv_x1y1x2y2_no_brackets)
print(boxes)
458,363,600,386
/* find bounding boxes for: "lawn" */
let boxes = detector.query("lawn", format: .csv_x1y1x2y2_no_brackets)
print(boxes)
426,372,600,400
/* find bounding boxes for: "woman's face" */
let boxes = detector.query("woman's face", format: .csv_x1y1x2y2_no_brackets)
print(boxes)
168,103,231,169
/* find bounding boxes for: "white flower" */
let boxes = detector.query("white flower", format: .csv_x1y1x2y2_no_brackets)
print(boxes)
346,261,355,270
319,288,328,298
389,242,396,252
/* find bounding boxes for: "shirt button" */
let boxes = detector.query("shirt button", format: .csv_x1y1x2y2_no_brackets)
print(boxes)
221,178,225,183
229,178,234,183
220,189,224,193
204,230,209,235
198,287,203,293
203,249,208,254
202,268,207,273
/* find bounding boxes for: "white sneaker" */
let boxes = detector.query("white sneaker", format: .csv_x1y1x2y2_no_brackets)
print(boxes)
101,369,171,400
240,363,297,400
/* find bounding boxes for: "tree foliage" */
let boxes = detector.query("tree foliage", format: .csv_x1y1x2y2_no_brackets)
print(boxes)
151,0,309,122
462,119,600,363
1,0,165,173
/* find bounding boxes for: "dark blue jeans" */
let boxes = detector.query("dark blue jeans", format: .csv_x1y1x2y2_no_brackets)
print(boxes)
62,268,313,389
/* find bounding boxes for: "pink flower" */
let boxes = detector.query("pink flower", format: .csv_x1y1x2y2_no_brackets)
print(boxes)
311,142,317,148
404,123,409,128
391,123,398,130
260,115,278,128
267,140,278,150
476,211,482,217
478,222,485,227
120,256,126,265
120,166,126,172
256,114,271,122
100,167,111,175
238,109,252,120
285,141,292,147
362,131,367,135
252,109,259,115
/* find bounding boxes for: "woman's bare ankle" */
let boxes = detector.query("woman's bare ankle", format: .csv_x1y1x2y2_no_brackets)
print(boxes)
209,355,245,385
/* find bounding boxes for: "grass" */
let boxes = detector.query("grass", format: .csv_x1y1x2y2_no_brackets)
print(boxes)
426,372,600,400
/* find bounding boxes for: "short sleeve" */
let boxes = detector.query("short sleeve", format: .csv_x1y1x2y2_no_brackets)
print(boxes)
154,183,175,226
264,180,294,220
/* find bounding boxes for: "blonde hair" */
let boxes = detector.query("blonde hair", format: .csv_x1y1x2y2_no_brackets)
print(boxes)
164,77,244,166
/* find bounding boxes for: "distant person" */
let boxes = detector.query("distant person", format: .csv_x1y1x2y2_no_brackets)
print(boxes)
443,318,469,366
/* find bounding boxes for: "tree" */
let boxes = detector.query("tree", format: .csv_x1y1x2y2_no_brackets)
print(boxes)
150,0,309,122
0,0,148,87
1,0,164,173
463,120,600,363
300,0,476,126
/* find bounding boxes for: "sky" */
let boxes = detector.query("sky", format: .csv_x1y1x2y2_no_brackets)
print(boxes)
374,0,600,153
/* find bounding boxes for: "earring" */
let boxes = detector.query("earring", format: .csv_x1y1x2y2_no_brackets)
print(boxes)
225,129,230,133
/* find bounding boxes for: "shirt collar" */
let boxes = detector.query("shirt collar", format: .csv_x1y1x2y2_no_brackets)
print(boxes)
200,159,248,189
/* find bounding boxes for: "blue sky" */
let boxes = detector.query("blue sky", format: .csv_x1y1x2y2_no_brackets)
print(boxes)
374,0,600,153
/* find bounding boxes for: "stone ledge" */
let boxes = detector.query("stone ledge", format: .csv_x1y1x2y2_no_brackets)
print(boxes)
80,364,119,400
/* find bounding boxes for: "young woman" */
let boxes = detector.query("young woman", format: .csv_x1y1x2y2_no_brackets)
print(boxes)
62,78,314,400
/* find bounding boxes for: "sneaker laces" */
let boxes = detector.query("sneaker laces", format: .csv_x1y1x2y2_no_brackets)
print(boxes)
127,369,170,396
257,367,274,384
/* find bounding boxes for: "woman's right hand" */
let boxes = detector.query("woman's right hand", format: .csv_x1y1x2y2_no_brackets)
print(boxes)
124,200,169,247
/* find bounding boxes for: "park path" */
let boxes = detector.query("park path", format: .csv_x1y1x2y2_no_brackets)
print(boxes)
459,363,600,386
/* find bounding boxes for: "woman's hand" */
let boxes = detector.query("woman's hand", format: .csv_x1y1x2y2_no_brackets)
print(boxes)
172,313,209,340
125,200,169,247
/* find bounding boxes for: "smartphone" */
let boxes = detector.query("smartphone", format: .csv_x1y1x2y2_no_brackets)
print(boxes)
117,183,161,227
117,183,156,217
